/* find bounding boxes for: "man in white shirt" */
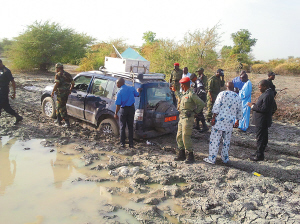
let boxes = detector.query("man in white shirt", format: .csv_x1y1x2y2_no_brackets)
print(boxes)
203,82,243,164
181,67,191,92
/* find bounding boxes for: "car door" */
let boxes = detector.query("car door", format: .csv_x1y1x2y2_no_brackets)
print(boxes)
67,75,92,119
85,77,117,124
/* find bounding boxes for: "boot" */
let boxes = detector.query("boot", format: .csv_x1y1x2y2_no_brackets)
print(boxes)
174,149,186,161
199,120,209,132
14,114,23,125
185,151,195,164
63,119,70,128
54,114,62,126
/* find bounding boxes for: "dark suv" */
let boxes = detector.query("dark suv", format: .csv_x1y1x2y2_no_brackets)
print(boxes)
41,70,179,138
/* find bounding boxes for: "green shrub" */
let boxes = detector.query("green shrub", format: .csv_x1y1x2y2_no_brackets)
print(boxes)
7,21,94,71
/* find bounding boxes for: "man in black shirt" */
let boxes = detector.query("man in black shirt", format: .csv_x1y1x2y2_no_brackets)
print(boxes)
247,80,274,161
190,73,208,132
267,72,277,96
0,59,23,125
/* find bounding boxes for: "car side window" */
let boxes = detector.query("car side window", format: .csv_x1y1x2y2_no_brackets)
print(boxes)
74,76,92,92
105,80,116,99
92,78,108,97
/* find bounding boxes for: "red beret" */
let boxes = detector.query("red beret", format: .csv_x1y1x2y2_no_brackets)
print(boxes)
174,63,179,66
179,77,190,83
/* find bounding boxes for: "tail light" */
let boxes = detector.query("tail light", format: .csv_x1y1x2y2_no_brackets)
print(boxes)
134,109,144,121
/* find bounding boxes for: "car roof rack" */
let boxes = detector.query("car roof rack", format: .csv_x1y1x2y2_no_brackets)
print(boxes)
99,66,165,81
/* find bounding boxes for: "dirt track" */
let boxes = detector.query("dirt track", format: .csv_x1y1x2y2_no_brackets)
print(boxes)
1,69,300,223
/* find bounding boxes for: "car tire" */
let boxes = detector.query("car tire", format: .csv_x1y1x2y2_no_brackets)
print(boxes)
42,97,56,118
99,118,119,136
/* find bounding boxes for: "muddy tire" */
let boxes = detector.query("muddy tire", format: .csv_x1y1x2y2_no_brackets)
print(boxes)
42,97,56,118
99,118,119,136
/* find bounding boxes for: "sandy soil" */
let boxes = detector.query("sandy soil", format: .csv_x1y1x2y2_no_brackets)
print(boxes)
1,68,300,223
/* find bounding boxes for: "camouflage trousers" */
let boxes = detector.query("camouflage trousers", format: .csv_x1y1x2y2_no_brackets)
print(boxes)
206,99,213,120
176,116,194,152
56,92,69,120
206,94,217,120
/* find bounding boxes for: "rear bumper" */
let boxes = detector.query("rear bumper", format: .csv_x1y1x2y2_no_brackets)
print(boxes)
134,122,177,139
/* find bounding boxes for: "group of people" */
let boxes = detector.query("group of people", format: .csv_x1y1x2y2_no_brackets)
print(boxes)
0,61,74,128
169,63,276,164
0,59,276,165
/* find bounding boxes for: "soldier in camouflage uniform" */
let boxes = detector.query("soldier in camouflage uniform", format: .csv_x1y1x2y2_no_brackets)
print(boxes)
169,63,183,105
171,77,205,164
206,69,225,122
51,63,74,127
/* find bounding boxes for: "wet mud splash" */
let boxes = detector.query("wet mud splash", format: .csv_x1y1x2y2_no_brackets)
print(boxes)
0,137,180,224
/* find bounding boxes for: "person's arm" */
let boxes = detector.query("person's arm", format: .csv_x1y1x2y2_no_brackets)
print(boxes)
70,81,75,94
220,75,225,87
51,74,59,97
10,80,16,99
207,79,214,102
114,91,122,119
114,105,121,119
192,93,205,114
211,113,217,126
51,82,59,97
252,94,273,113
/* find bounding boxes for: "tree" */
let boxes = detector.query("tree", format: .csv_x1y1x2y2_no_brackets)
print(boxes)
79,39,128,71
7,21,94,71
142,31,157,45
180,23,221,71
220,45,232,59
230,29,257,63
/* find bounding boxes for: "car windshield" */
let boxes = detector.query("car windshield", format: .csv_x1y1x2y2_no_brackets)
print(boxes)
146,85,173,107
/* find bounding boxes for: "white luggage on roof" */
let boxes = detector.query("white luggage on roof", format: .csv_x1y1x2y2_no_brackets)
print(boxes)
104,46,150,74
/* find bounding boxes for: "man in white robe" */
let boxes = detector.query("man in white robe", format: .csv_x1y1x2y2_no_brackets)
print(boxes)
203,82,243,164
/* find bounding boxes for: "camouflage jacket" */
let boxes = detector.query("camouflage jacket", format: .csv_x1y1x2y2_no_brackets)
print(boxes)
54,71,74,92
175,88,205,117
207,75,225,96
170,69,183,84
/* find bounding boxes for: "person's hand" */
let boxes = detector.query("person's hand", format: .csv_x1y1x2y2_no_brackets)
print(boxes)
211,118,216,126
11,92,16,99
114,114,118,120
170,85,175,92
211,97,215,103
137,88,142,93
247,102,253,107
234,120,239,128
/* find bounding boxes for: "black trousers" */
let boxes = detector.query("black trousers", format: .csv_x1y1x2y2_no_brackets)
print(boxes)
0,92,17,117
195,110,205,124
256,125,268,158
119,105,135,145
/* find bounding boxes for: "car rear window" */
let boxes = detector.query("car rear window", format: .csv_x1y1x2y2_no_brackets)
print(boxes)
146,85,173,107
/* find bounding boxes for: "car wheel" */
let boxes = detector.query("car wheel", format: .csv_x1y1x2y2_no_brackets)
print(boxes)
42,97,56,118
99,118,119,136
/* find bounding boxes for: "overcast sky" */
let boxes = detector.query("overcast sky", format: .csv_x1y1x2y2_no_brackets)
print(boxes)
2,0,299,61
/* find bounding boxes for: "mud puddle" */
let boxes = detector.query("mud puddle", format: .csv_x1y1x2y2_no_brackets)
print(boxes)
0,137,182,224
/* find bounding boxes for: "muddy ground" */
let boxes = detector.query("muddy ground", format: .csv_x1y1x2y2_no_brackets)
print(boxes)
1,68,300,223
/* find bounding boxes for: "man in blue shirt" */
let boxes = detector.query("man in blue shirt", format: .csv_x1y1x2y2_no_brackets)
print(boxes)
232,70,247,94
114,78,141,148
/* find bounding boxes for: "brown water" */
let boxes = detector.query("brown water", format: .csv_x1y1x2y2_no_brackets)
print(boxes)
0,137,183,224
0,137,142,224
